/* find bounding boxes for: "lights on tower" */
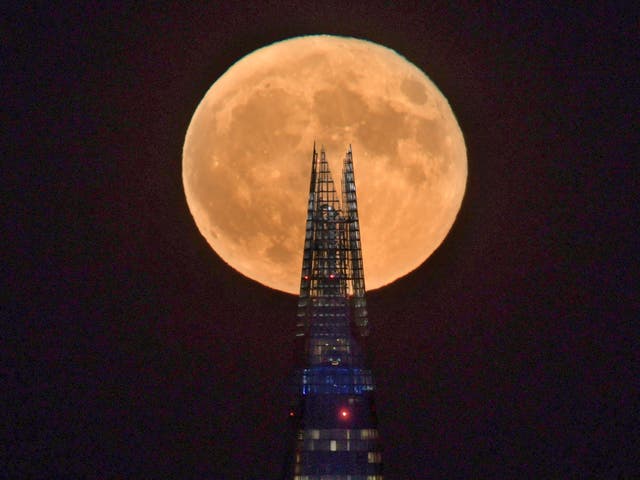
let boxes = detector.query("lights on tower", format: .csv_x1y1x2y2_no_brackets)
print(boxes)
339,408,350,420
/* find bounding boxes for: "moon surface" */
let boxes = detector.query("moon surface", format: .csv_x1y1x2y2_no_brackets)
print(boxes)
183,35,467,294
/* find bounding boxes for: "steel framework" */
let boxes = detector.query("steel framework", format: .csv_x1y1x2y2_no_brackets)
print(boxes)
285,144,383,480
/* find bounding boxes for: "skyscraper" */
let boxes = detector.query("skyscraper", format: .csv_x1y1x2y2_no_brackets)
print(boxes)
285,144,383,479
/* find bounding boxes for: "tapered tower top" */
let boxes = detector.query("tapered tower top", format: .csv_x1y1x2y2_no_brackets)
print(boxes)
296,144,368,338
286,144,382,479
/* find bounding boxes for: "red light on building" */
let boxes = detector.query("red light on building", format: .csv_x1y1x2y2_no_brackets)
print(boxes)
339,408,349,420
329,274,335,279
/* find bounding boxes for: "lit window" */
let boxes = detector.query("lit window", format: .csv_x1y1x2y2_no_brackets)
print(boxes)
368,452,382,463
330,440,337,451
360,429,378,439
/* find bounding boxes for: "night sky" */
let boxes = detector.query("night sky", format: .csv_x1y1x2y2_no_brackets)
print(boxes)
6,2,638,478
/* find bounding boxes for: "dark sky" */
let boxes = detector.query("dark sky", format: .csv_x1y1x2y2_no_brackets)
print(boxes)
6,2,638,478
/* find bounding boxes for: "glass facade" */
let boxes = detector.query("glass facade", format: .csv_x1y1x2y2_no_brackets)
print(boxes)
287,146,382,479
300,367,374,395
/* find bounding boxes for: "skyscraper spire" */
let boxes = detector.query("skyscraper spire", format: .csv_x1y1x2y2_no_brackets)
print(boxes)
342,145,368,336
286,144,383,479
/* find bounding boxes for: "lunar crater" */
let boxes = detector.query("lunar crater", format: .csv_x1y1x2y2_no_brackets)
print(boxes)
401,77,429,105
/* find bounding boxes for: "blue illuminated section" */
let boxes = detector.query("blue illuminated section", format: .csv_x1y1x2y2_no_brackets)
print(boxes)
300,366,375,395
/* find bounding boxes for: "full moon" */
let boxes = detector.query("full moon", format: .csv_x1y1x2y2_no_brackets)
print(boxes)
183,35,466,294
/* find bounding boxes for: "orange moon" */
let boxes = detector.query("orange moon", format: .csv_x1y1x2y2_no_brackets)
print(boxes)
183,35,467,294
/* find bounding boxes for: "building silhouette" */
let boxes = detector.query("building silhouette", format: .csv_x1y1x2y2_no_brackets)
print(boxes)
284,144,383,479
